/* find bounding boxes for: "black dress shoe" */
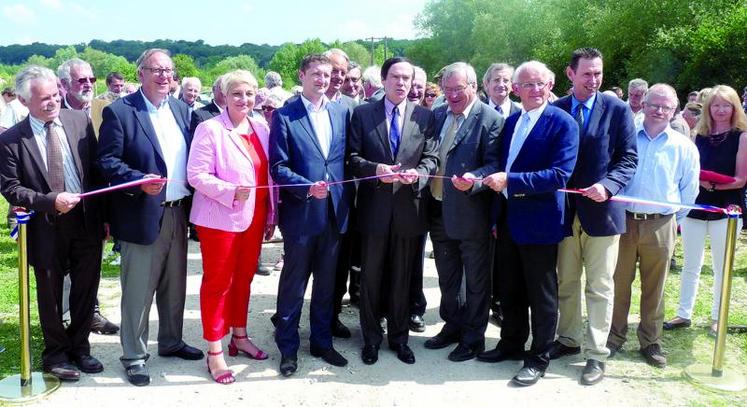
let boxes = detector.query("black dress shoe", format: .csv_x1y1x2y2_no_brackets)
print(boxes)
548,340,581,360
90,311,119,335
379,317,387,334
580,359,605,385
489,310,503,327
424,332,459,350
72,354,104,373
606,342,622,358
663,318,692,330
125,364,150,386
511,366,545,386
331,318,352,339
44,362,80,382
389,344,415,364
159,343,205,360
448,343,484,362
310,345,348,367
279,355,298,377
409,314,425,333
361,345,379,365
476,346,525,363
640,343,666,368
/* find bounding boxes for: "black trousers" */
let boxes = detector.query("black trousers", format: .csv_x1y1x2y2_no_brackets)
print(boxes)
495,221,558,370
408,234,427,317
359,232,422,347
34,207,102,367
429,200,491,347
332,228,361,317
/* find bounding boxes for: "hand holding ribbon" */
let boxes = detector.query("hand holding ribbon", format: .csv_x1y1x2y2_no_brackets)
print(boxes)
234,186,251,202
141,174,166,195
308,181,329,199
451,172,477,191
376,163,401,184
580,183,609,202
483,172,507,192
54,192,80,214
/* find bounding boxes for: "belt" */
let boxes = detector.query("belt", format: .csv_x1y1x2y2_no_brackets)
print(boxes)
626,211,665,221
161,198,185,208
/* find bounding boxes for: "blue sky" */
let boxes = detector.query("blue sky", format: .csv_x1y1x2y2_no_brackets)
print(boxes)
0,0,428,46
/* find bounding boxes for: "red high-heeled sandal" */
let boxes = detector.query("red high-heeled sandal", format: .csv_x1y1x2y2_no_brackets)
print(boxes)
207,350,235,384
228,335,269,360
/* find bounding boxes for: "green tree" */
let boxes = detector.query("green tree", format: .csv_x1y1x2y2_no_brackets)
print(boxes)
172,54,199,79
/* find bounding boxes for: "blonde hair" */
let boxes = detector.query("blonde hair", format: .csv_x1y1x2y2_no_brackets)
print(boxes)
695,85,747,135
220,69,258,96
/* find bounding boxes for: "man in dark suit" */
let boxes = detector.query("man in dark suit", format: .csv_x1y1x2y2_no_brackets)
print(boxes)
551,48,637,385
189,75,226,137
423,62,502,362
480,60,579,386
0,65,105,381
270,54,351,377
348,56,439,365
98,48,203,387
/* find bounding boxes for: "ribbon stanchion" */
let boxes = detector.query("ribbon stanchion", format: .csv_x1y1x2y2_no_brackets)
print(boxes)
0,211,60,403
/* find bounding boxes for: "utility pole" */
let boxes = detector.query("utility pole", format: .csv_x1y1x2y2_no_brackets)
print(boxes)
366,36,390,65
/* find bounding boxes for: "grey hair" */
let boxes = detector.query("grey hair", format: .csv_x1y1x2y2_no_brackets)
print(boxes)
264,71,283,88
362,66,382,88
643,83,678,105
628,78,648,91
513,60,555,84
348,61,360,72
323,48,349,62
441,62,478,86
135,48,172,71
57,58,91,84
15,65,57,101
212,74,224,91
482,63,515,85
181,77,201,88
413,66,427,82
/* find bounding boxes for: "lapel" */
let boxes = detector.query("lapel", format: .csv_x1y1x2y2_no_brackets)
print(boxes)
449,101,481,153
395,101,416,163
131,92,165,164
58,110,84,181
17,117,52,190
584,92,605,140
434,105,448,142
328,102,342,157
168,96,190,146
217,110,252,161
294,97,326,158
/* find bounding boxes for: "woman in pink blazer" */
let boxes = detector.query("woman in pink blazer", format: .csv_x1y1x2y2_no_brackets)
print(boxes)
187,69,276,384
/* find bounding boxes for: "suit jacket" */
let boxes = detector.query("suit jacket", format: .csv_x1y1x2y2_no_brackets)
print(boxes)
188,110,276,232
496,104,579,245
553,92,637,236
0,110,104,269
269,96,350,237
348,99,439,237
97,91,192,245
189,101,222,138
431,101,502,240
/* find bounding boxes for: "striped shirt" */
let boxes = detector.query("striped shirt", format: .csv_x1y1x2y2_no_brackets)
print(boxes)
28,114,82,193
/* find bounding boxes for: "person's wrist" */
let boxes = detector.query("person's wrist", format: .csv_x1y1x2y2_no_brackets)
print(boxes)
709,182,716,192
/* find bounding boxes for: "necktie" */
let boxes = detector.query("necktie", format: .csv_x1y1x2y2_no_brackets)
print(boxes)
431,113,462,200
506,113,531,174
495,105,503,116
45,121,65,192
389,105,401,158
575,105,585,132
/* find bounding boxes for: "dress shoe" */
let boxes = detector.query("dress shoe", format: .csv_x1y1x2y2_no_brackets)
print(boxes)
640,343,666,368
663,317,691,330
409,314,426,333
606,342,622,358
389,344,415,364
90,311,119,335
125,364,150,386
159,343,205,360
310,345,348,367
548,340,581,360
511,366,545,387
489,309,503,327
44,362,80,382
476,346,525,363
279,355,298,377
448,343,484,362
331,318,352,339
379,317,387,334
424,331,459,350
580,359,605,385
361,345,379,365
256,264,272,276
72,354,104,374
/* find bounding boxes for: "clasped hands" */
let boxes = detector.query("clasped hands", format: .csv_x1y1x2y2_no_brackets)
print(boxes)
376,164,420,184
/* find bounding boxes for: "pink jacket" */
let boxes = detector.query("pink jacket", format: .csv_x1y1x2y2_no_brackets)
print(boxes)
187,110,277,232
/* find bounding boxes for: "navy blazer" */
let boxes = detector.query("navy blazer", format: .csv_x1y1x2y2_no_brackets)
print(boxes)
97,91,192,245
553,92,637,236
431,101,502,240
269,96,350,237
497,104,579,245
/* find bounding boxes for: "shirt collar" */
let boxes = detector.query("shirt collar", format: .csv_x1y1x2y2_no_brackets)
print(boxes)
28,114,62,134
300,94,329,113
571,92,596,112
637,123,673,141
447,97,477,119
521,101,548,120
140,89,169,111
384,97,407,115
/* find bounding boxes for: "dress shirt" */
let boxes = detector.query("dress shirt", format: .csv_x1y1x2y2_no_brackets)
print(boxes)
571,93,596,132
384,97,407,136
623,124,700,221
300,94,332,158
0,98,29,129
28,114,82,193
438,98,477,145
141,90,191,201
504,102,548,197
488,98,514,119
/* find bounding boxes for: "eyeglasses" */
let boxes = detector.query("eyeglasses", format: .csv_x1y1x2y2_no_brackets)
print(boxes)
261,105,276,112
518,82,548,90
142,67,174,76
646,103,675,113
76,77,96,84
425,93,438,98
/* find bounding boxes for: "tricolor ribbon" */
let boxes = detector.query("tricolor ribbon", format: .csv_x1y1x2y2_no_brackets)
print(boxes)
559,188,732,215
10,210,34,240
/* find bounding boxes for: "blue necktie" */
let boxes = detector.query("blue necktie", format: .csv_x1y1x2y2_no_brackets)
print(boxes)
495,105,503,115
575,105,585,131
507,113,531,173
390,106,400,157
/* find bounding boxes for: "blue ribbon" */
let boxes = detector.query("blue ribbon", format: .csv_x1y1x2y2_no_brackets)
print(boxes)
10,210,34,240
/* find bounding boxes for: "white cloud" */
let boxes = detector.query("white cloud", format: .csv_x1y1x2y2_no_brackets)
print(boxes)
241,2,253,13
69,2,96,22
2,4,36,23
40,0,63,10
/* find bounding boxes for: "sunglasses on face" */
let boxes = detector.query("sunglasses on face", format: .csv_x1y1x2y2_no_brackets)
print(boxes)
425,93,438,98
76,77,97,85
262,105,276,112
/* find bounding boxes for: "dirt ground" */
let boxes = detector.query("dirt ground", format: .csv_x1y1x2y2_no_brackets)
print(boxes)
30,240,723,407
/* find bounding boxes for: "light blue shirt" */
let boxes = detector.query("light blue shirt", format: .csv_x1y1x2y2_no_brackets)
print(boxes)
503,102,548,197
28,114,82,193
571,93,596,132
623,124,700,222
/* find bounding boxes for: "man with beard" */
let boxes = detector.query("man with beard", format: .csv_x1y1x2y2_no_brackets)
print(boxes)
58,59,95,116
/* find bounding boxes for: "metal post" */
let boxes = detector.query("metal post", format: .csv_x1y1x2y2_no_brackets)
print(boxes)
0,211,60,403
684,206,746,391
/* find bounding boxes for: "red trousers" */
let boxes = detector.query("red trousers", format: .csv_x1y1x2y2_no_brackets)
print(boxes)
197,211,266,341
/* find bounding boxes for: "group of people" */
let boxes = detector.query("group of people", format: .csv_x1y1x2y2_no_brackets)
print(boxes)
0,45,744,390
